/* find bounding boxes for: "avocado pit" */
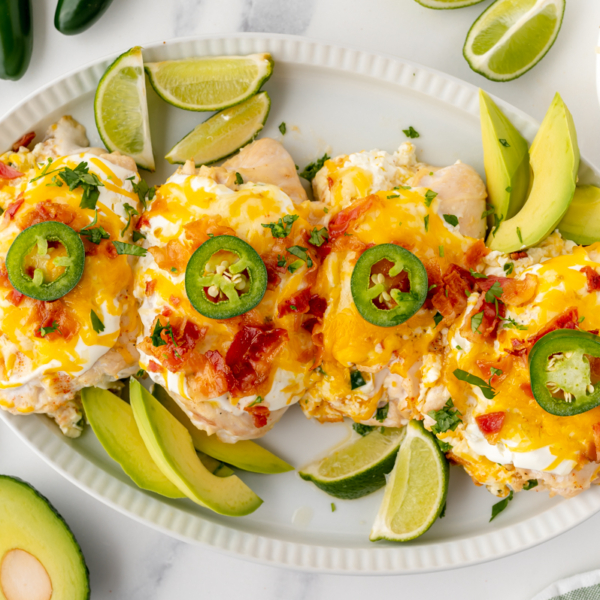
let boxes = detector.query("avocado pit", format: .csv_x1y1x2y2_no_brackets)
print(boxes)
1,548,52,600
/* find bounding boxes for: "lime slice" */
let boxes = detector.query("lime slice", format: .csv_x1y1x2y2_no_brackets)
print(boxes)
94,46,155,171
145,54,273,111
415,0,485,9
463,0,565,82
165,91,270,166
370,420,448,542
299,427,405,500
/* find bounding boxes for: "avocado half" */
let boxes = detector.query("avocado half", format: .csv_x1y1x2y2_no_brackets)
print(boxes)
479,89,530,222
487,93,580,253
558,185,600,246
151,384,293,474
0,475,89,600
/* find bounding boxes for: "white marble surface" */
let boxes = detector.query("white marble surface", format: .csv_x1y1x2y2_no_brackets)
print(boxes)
1,0,600,598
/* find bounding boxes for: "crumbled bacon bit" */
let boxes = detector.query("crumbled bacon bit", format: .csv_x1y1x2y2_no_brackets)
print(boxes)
327,195,377,242
225,325,288,397
432,264,474,321
510,251,528,260
4,195,24,220
18,200,78,230
581,266,600,292
278,287,312,318
520,382,535,399
106,242,118,259
476,274,537,306
148,360,161,372
145,279,157,297
12,132,35,153
302,317,319,333
510,307,579,356
476,412,505,439
170,295,181,307
465,240,490,269
0,163,24,180
327,176,334,190
308,295,327,318
148,240,191,273
476,355,513,386
32,300,79,341
245,404,271,428
6,290,24,306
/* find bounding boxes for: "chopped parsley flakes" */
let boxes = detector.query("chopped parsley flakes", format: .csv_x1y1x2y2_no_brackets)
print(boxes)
403,126,420,139
262,214,298,238
428,399,461,434
352,423,374,436
299,153,330,182
90,310,105,333
308,226,329,247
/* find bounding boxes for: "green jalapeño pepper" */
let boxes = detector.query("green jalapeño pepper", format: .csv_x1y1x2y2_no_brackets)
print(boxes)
55,0,114,36
6,222,85,301
0,0,33,81
185,235,267,320
350,244,428,327
529,329,600,416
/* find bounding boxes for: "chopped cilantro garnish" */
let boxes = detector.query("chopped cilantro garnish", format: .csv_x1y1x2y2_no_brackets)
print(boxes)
505,186,512,193
262,214,299,238
331,502,336,512
439,245,444,257
501,316,528,331
235,172,244,185
57,162,104,210
350,370,366,390
90,310,105,333
308,226,329,247
493,213,503,235
352,422,374,436
136,369,146,378
39,320,60,337
121,203,139,236
387,194,400,199
516,227,523,244
127,176,156,209
133,230,146,243
424,189,437,207
279,122,287,135
453,368,496,399
247,396,263,408
443,214,459,227
277,254,286,268
287,260,304,273
428,399,461,434
523,479,538,491
490,490,513,521
498,138,511,148
79,211,110,245
375,403,389,422
287,246,313,268
403,126,420,139
424,214,429,232
503,262,514,275
151,319,167,347
299,153,330,182
471,311,483,334
112,241,147,256
436,438,452,453
469,268,487,279
485,281,503,303
433,312,443,327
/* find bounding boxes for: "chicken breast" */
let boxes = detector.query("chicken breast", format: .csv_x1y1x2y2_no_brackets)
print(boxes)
0,117,141,436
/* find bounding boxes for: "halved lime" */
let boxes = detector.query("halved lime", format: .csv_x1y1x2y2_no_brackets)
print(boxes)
145,54,273,111
299,427,405,500
415,0,485,9
370,420,448,542
463,0,565,82
94,46,155,171
166,91,270,166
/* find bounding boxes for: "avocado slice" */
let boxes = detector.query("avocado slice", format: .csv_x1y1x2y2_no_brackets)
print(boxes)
129,379,262,516
479,89,530,222
558,185,600,246
0,476,89,600
152,384,294,474
81,387,184,499
487,93,580,253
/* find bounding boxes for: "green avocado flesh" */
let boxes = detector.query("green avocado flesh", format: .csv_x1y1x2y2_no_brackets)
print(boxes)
81,387,183,498
0,475,89,600
479,89,530,222
558,185,600,246
152,384,293,474
129,380,262,516
488,93,579,253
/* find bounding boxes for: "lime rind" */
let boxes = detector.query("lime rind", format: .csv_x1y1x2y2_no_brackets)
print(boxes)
145,54,273,112
299,427,405,500
463,0,565,82
370,420,448,542
166,91,271,166
94,46,155,171
415,0,486,9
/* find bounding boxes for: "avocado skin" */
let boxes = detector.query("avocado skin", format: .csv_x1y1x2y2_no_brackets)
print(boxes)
479,89,530,223
487,93,579,253
0,475,90,599
558,185,600,246
152,384,294,474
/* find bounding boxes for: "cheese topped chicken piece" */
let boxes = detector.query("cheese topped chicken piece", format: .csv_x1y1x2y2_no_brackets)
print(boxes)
134,139,322,443
0,117,141,436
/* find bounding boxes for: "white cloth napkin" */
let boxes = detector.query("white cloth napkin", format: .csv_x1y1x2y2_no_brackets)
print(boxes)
533,570,600,600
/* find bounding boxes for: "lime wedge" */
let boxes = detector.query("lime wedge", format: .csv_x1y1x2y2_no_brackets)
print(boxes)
94,46,155,171
145,54,273,111
370,420,448,542
463,0,565,82
299,427,405,500
166,91,270,166
415,0,485,9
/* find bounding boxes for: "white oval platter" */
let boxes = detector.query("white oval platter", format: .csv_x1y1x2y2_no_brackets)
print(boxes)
1,33,599,575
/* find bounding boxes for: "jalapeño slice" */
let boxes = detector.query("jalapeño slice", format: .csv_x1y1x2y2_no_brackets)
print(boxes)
529,329,600,416
6,221,85,301
185,235,267,320
350,244,428,328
